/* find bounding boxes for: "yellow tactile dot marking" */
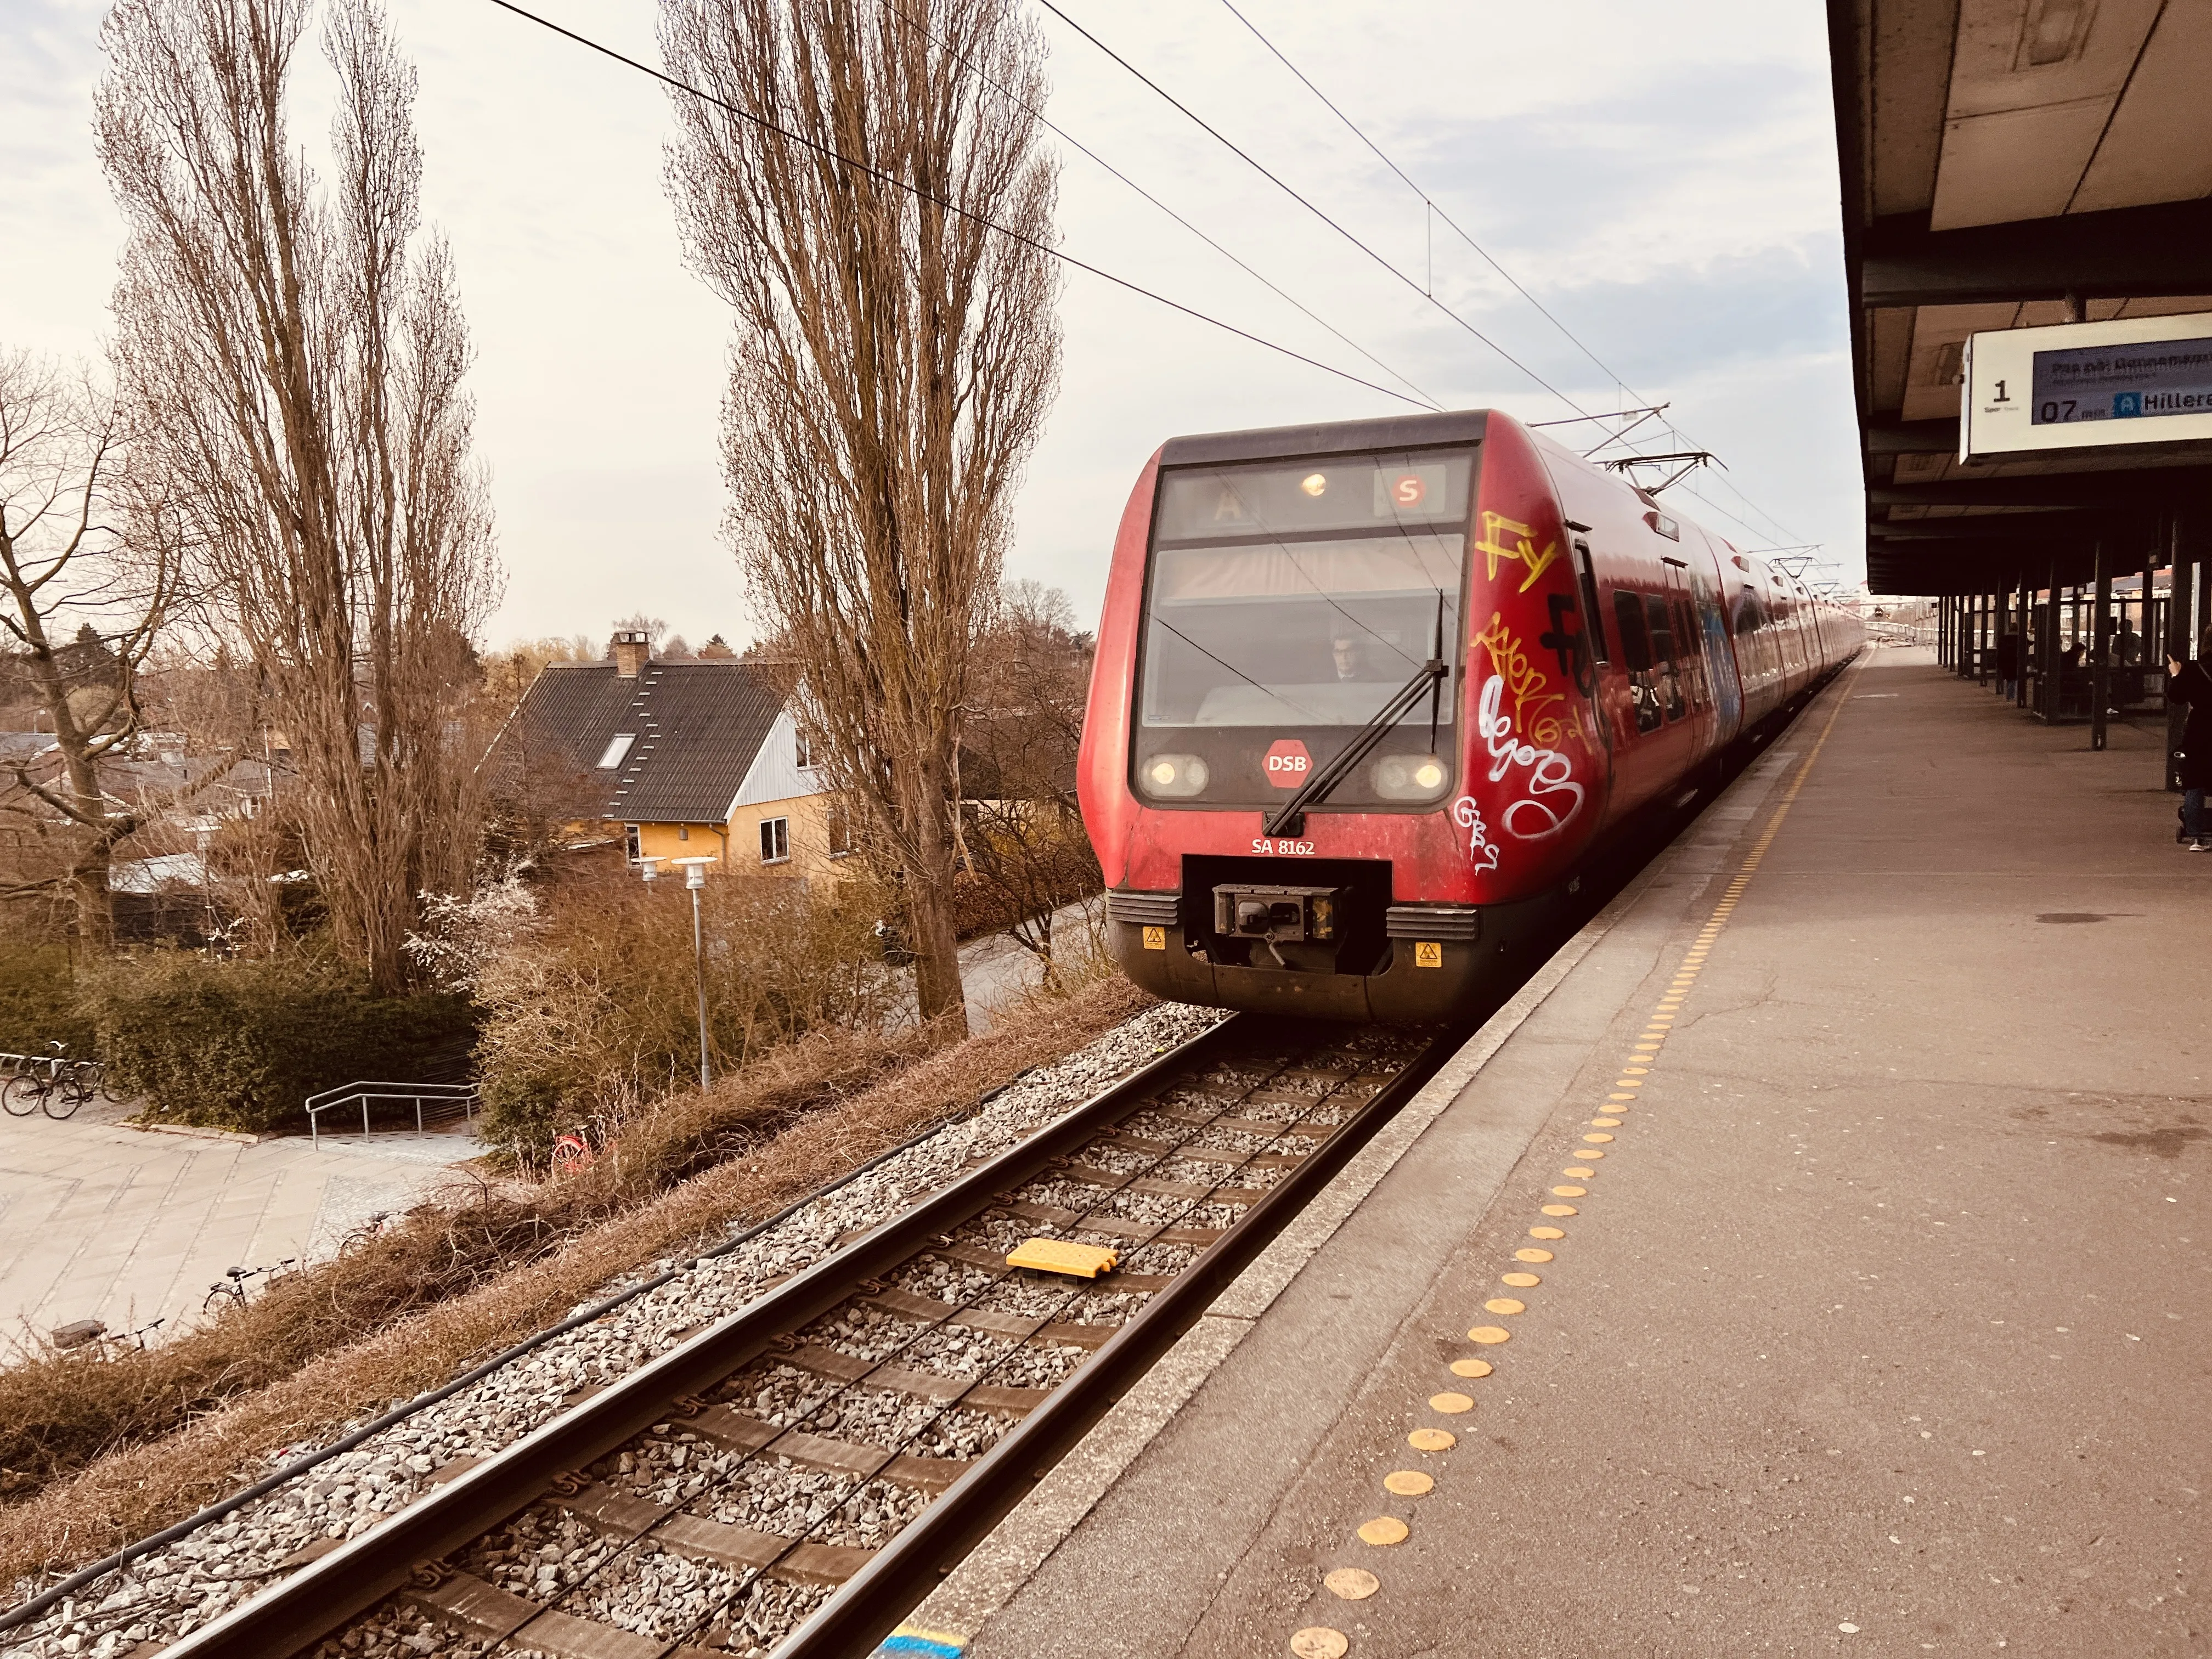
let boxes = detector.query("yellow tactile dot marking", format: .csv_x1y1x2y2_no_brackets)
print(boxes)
1582,1132,1613,1144
1467,1325,1512,1344
1324,1567,1380,1600
1485,1297,1526,1314
1608,1092,1636,1102
1291,1627,1350,1659
1408,1427,1456,1450
1590,1117,1621,1127
1384,1469,1435,1496
1624,1064,1650,1074
1515,1247,1554,1262
1541,1205,1577,1217
1550,1186,1585,1198
1429,1391,1475,1414
1528,1225,1565,1239
1562,1166,1594,1178
1449,1357,1493,1378
1358,1516,1409,1547
1502,1271,1542,1286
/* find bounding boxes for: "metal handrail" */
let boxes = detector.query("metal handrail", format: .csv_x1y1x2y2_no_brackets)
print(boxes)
304,1081,478,1146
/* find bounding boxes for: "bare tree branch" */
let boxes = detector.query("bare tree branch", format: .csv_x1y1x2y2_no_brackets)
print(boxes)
662,0,1061,1031
97,0,501,992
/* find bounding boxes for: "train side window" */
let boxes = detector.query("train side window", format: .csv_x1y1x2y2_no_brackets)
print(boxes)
1611,589,1652,671
1575,540,1609,662
1611,590,1662,733
1674,597,1705,709
1644,594,1685,721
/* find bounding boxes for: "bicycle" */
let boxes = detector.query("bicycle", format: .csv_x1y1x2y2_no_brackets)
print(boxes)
201,1259,296,1316
1,1043,97,1121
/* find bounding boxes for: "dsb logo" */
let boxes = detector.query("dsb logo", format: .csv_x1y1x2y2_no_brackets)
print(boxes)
1263,738,1311,787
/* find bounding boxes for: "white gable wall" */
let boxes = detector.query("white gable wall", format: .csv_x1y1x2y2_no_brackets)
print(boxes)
730,708,830,811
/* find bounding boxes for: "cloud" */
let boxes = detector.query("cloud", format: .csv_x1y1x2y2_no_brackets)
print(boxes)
0,0,1866,652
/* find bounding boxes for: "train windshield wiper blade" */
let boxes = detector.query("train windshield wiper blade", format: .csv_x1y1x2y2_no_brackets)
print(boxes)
1263,655,1448,838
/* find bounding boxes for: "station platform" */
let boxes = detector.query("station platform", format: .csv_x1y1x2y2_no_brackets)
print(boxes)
919,645,2207,1657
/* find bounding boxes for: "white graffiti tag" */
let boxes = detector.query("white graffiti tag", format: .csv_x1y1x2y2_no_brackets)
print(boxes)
1478,675,1586,840
1450,795,1501,873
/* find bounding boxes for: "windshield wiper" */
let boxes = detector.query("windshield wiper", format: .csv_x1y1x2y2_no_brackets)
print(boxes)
1265,654,1448,838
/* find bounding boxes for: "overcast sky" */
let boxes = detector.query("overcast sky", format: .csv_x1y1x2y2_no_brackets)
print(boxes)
3,0,1860,652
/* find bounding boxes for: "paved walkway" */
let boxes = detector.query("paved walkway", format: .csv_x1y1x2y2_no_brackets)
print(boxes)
0,1099,482,1353
960,899,1103,1031
951,647,2208,1658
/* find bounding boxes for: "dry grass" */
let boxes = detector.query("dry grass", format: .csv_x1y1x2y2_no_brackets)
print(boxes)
0,974,1152,1590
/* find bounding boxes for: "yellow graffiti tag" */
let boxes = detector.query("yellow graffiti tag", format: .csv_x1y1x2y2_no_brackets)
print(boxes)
1475,511,1562,594
1475,611,1592,756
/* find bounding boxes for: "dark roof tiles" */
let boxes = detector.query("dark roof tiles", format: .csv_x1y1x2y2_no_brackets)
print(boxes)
509,659,788,825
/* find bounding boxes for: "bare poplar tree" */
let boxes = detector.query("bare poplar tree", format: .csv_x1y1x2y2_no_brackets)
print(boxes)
661,0,1062,1032
0,352,174,949
97,0,500,994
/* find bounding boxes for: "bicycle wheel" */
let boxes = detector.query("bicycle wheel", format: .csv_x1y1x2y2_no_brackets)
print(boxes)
44,1071,89,1121
95,1065,126,1105
1,1074,41,1117
203,1285,241,1317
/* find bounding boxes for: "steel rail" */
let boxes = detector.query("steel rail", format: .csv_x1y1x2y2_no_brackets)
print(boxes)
776,1020,1462,1659
157,1016,1246,1658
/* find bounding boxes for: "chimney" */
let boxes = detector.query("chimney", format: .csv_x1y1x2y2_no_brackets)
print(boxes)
612,630,651,679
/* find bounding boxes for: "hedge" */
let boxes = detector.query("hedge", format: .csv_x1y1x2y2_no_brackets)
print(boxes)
81,955,477,1133
0,946,98,1058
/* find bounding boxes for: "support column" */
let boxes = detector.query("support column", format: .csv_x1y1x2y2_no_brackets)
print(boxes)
2038,562,2059,721
2164,517,2188,794
2017,571,2031,709
2090,543,2110,752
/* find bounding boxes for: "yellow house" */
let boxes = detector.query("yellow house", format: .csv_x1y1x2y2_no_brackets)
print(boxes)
507,632,850,883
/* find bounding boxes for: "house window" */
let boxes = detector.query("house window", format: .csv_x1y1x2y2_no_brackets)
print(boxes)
794,729,815,770
759,816,791,864
624,823,641,864
596,733,636,770
826,804,853,859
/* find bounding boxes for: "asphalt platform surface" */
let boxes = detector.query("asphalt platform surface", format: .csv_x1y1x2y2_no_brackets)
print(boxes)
959,647,2207,1658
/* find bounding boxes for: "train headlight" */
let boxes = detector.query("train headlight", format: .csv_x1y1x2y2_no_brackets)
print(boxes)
1373,753,1449,800
1141,753,1210,798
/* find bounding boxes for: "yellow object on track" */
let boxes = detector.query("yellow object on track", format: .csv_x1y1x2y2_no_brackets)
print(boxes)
1005,1238,1119,1278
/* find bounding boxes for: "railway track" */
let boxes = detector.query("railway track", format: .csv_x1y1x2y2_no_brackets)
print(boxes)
154,1012,1459,1659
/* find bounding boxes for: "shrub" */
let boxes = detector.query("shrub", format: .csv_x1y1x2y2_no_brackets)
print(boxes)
0,945,97,1057
80,953,477,1132
413,861,901,1163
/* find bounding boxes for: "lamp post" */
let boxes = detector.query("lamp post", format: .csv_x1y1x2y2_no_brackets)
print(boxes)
639,853,719,1090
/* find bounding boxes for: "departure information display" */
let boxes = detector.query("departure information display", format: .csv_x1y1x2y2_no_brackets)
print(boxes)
1962,312,2212,458
2030,338,2212,425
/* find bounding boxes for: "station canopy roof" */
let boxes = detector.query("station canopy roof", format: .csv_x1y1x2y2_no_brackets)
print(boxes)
1828,0,2212,595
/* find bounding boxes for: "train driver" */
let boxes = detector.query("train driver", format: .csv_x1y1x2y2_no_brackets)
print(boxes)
1331,631,1375,682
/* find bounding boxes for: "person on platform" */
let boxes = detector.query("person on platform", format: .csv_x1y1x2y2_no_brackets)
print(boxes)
2169,635,2212,851
1995,631,2021,701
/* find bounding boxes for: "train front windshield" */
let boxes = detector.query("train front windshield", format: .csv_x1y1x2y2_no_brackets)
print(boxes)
1135,449,1472,805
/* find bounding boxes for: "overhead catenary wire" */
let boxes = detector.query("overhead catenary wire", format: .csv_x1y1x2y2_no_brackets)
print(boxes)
1211,0,1822,554
874,0,1443,410
1215,0,1637,409
479,0,1428,410
1030,0,1597,421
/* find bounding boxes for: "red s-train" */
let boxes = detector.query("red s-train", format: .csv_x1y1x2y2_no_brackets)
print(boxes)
1077,409,1862,1022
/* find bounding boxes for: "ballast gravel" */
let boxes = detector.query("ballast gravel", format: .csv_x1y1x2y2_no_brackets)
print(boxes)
1,1000,1222,1659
